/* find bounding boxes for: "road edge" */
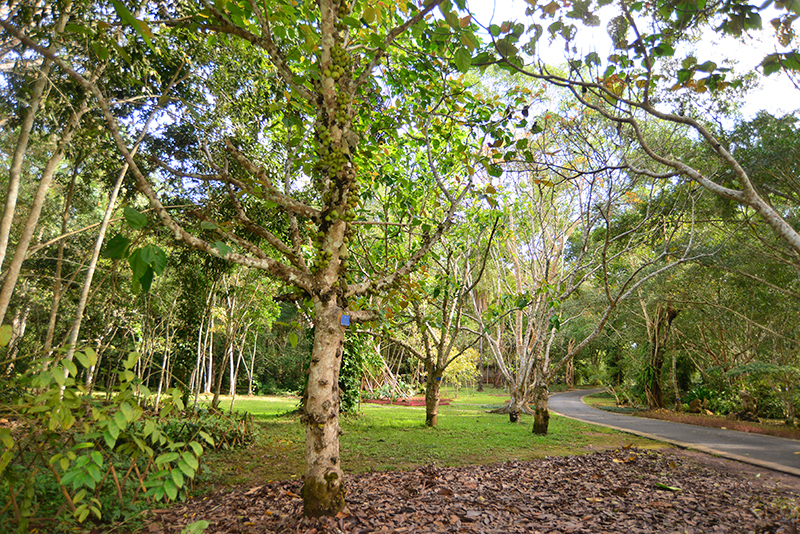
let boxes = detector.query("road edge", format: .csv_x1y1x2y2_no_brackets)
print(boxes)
551,390,800,478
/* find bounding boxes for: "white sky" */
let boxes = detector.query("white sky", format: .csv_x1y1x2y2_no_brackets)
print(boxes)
466,0,799,118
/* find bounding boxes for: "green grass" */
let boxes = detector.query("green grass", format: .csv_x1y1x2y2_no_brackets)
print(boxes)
196,387,665,490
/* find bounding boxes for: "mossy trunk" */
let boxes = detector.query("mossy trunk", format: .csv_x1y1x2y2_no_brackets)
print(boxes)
425,366,442,427
644,303,679,411
531,382,550,435
301,297,346,517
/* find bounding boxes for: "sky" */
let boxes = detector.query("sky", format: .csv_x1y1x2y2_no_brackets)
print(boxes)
466,0,799,118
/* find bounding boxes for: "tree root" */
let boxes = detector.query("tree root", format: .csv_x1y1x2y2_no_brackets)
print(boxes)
489,403,534,415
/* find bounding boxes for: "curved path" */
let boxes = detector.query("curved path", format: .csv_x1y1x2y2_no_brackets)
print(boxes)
550,389,800,477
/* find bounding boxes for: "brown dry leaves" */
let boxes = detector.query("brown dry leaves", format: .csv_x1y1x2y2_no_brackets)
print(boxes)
139,448,799,534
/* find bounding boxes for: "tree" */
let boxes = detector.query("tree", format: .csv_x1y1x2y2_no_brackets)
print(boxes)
370,211,497,426
2,0,505,516
469,0,800,261
469,102,706,433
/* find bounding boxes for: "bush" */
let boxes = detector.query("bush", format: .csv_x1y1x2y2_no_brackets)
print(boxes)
155,411,256,450
685,384,738,415
0,349,209,533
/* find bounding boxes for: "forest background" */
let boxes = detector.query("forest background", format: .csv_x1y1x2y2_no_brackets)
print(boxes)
1,0,799,527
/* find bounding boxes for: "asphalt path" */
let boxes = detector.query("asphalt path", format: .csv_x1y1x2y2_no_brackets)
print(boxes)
550,389,800,477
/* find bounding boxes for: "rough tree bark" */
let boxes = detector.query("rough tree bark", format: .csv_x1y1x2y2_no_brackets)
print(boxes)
643,302,680,410
301,296,346,517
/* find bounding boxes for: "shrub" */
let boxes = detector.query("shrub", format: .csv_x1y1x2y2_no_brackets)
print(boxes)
0,349,209,533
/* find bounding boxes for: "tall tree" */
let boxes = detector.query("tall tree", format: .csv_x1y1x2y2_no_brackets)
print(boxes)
1,0,504,516
471,106,705,433
470,0,800,260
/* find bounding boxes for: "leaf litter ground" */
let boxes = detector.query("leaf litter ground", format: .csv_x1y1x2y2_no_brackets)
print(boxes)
139,447,799,533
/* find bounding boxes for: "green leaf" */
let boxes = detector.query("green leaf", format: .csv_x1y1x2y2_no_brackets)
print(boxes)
0,450,12,476
171,468,185,488
140,243,156,265
0,428,13,449
460,32,479,51
288,332,299,348
65,23,92,34
696,60,717,72
200,220,218,230
180,520,210,534
0,324,12,347
197,431,214,446
123,206,148,229
63,359,78,377
143,419,155,437
114,410,128,432
52,366,66,386
124,351,140,370
454,47,472,73
61,469,80,489
444,10,460,29
128,248,149,280
140,267,155,292
189,441,203,456
177,459,194,478
151,246,167,275
84,347,98,367
93,41,109,60
163,478,178,500
182,451,200,471
213,241,233,257
74,351,91,369
86,464,102,485
653,43,675,57
103,429,117,449
120,402,135,423
585,51,601,66
110,0,154,51
656,482,681,491
156,452,180,465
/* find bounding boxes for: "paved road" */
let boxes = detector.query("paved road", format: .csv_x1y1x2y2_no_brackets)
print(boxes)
551,389,800,477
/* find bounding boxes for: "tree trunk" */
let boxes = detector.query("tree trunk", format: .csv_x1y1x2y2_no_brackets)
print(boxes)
248,333,257,396
644,303,679,410
43,171,77,355
0,100,88,325
477,335,484,392
424,365,442,427
211,339,232,410
531,381,550,435
301,296,346,517
565,339,575,388
4,301,31,375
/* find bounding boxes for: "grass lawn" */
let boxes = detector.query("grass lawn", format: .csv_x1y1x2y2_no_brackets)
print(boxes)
195,387,665,491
